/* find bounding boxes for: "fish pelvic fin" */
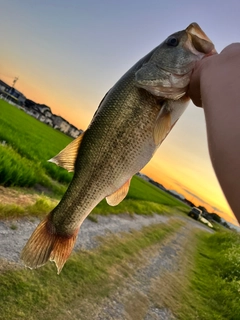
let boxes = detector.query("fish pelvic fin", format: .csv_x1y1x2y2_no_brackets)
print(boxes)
48,132,85,172
106,178,131,206
21,216,78,274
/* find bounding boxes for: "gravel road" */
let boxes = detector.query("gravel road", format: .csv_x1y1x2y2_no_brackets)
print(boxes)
0,213,171,266
80,221,213,320
0,214,212,267
0,213,213,319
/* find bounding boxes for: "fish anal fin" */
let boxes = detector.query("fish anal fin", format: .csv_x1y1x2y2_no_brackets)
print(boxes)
21,215,78,274
106,179,131,206
48,132,84,172
153,109,172,145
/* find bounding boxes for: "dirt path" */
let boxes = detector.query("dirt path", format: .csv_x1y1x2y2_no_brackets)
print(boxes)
0,213,212,272
0,214,171,267
0,186,38,206
80,221,209,320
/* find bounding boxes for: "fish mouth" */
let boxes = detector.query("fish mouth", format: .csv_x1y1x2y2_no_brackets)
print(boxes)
185,22,217,56
186,23,212,44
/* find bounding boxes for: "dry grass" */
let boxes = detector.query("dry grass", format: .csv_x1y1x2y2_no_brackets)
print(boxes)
0,186,38,206
124,291,149,320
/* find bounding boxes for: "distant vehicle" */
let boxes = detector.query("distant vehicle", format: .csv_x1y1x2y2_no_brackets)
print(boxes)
188,207,213,228
188,207,202,220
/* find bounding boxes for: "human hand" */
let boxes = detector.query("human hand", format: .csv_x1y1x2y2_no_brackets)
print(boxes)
188,43,240,108
188,43,240,221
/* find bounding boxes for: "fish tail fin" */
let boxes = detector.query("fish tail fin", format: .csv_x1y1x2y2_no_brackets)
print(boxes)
21,216,78,274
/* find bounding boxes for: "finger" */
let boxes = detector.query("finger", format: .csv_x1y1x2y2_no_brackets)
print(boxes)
187,61,203,107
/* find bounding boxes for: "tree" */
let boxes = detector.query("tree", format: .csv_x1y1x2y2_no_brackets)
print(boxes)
209,212,222,224
198,205,208,213
222,221,230,229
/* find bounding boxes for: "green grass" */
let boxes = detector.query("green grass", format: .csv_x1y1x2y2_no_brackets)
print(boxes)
127,175,188,208
92,175,188,216
0,175,188,220
127,175,183,205
0,220,182,320
188,229,240,319
0,100,188,216
0,100,73,189
93,198,182,216
0,197,58,219
162,228,240,320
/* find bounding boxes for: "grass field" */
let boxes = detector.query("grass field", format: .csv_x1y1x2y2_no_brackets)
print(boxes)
0,100,73,190
0,99,188,217
93,175,188,216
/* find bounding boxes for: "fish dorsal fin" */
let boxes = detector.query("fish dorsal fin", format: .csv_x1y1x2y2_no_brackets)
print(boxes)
153,104,172,145
106,179,131,206
48,132,84,172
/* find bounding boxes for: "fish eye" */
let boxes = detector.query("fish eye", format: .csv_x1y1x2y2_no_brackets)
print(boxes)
166,36,179,47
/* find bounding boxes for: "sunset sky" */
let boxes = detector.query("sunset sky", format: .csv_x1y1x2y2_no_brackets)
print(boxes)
1,0,240,225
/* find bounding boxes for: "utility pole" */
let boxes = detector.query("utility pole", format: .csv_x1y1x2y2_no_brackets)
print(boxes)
12,77,18,88
4,76,19,101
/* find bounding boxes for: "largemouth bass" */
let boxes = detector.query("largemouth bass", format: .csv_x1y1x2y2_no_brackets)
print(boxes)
21,23,216,273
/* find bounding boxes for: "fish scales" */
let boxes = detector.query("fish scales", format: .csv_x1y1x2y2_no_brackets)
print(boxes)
52,61,161,234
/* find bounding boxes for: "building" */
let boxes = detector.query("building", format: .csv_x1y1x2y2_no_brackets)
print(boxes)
0,79,26,107
1,80,83,138
52,115,71,133
68,125,83,138
0,79,8,93
137,172,166,191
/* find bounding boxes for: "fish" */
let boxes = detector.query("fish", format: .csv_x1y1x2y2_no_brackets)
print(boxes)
21,23,216,274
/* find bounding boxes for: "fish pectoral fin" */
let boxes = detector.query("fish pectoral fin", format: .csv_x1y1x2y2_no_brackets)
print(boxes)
153,106,172,145
106,179,131,206
48,132,84,172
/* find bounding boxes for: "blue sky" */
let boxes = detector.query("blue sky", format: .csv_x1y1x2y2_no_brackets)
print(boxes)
1,0,240,224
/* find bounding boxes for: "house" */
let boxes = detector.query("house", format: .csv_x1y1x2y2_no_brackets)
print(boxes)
26,107,40,119
1,80,83,138
68,125,83,138
24,100,54,127
52,115,71,134
0,79,26,107
0,79,9,93
37,104,52,118
34,104,53,126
